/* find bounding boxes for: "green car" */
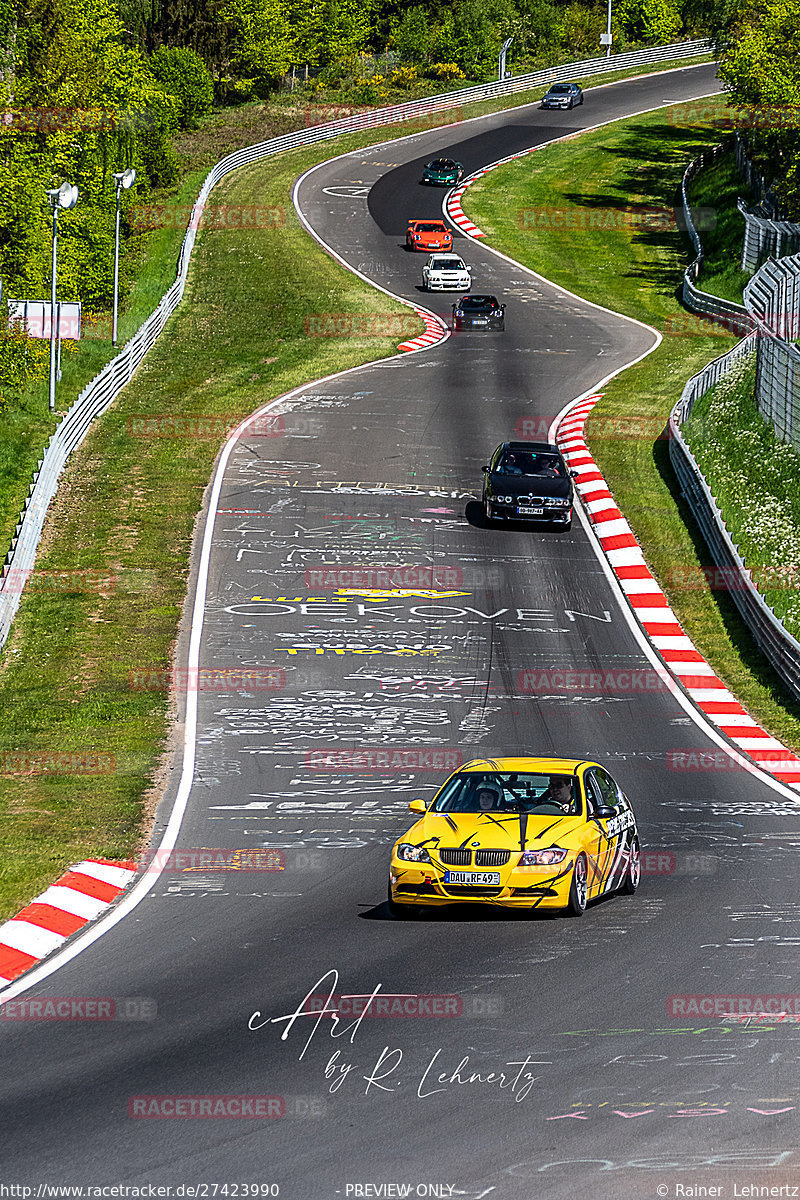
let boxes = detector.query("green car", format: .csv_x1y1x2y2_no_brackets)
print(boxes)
421,158,465,187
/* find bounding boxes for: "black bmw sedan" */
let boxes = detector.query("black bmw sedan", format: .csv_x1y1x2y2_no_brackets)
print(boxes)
452,294,505,330
482,441,574,528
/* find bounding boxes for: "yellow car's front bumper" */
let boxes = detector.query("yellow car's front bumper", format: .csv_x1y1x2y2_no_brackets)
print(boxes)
389,856,576,910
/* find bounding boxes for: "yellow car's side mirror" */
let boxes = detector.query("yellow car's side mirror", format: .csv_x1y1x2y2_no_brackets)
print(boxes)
409,798,427,814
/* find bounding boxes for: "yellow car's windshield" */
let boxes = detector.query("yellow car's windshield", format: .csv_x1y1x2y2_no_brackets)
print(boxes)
431,772,580,815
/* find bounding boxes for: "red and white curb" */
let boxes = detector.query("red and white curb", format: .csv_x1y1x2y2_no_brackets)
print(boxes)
0,858,136,984
398,308,448,352
447,182,487,238
557,395,800,787
446,144,567,236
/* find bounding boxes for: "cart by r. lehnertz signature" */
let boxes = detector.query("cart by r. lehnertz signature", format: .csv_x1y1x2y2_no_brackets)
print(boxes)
248,968,547,1101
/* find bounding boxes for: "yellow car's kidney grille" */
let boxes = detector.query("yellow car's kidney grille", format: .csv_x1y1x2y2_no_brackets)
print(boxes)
475,849,510,867
437,848,511,867
438,848,472,866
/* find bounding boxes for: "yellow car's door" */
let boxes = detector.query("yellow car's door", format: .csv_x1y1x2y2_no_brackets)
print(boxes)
583,768,622,897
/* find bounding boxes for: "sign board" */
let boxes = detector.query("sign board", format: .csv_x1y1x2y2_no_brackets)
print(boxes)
600,32,613,44
8,299,82,340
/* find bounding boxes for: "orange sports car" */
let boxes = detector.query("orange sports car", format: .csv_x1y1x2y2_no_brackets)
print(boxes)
406,219,453,251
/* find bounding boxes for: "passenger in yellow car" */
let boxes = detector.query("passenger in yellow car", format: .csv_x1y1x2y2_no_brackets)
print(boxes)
535,775,575,814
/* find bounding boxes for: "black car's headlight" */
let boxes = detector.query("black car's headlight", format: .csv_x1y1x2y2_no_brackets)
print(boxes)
396,843,432,862
547,497,570,507
496,495,514,504
519,847,568,866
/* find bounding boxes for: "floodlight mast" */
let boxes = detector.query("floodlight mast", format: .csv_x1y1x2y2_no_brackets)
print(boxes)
496,37,515,82
112,169,136,347
45,181,78,413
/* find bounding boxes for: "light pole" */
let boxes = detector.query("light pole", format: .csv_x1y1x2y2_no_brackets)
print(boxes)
112,168,136,347
498,37,513,82
603,0,613,56
45,181,79,413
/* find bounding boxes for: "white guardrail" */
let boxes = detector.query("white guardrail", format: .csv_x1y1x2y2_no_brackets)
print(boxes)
0,38,712,649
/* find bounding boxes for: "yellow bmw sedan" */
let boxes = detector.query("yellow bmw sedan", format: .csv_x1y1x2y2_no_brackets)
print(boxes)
388,756,640,917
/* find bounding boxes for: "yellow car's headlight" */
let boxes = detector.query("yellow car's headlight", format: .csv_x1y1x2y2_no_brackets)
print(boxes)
396,843,432,863
519,847,568,866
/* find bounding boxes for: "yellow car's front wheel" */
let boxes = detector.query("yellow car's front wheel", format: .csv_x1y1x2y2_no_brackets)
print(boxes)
565,855,588,917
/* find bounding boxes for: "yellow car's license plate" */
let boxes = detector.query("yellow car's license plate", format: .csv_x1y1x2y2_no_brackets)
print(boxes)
444,870,501,885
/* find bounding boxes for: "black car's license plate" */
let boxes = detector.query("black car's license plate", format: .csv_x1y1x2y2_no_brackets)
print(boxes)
471,318,488,324
444,870,501,885
517,506,544,515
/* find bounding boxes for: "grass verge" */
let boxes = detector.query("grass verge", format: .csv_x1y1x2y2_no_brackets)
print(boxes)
686,351,800,637
464,98,800,749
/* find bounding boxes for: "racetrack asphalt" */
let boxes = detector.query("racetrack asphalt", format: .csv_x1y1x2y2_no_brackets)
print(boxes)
2,62,799,1199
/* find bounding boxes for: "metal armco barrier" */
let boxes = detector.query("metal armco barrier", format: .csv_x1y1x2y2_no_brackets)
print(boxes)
0,38,712,650
738,200,800,274
733,135,800,272
744,253,800,449
681,140,752,335
669,334,800,705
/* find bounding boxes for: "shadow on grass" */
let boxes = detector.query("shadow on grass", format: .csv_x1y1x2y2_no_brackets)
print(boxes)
558,121,732,297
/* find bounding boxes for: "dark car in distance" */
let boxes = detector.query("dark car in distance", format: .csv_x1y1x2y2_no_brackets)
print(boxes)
482,441,574,528
541,81,584,109
452,294,505,331
422,158,465,186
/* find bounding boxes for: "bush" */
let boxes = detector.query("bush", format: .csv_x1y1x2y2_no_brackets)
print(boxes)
390,65,418,88
0,317,49,413
353,73,390,103
136,128,180,188
149,46,214,129
428,62,466,80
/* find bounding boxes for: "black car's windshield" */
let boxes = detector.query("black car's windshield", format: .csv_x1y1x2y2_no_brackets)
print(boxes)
461,296,495,309
431,772,580,815
496,451,564,476
549,84,572,94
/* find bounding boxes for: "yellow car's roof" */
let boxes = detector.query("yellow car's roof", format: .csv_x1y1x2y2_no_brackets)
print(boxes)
459,756,596,773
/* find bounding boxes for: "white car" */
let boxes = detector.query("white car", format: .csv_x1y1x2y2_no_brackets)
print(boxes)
422,253,472,292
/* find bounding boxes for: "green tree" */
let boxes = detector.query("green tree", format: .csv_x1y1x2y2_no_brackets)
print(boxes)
392,5,433,64
318,0,371,67
557,1,604,56
219,0,291,94
511,0,560,62
149,44,214,127
285,0,370,71
717,0,800,216
0,0,178,410
720,0,800,108
614,0,682,45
